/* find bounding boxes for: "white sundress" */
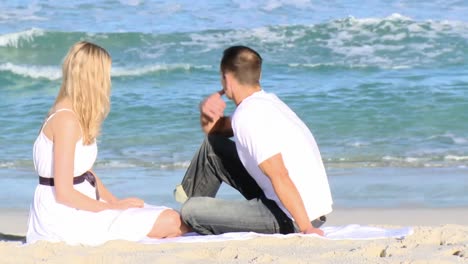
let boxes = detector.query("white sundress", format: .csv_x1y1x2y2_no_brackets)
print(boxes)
26,109,170,246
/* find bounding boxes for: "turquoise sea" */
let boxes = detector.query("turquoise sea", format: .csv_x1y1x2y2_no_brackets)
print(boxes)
0,0,467,210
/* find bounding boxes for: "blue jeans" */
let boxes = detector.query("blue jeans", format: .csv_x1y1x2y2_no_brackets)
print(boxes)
176,135,325,235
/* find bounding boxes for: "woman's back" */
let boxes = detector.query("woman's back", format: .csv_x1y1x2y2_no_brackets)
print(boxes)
33,108,97,178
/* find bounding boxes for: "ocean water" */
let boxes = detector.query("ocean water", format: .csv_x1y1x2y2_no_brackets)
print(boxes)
0,0,467,210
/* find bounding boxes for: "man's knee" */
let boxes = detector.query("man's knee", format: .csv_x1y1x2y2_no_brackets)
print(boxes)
205,134,235,157
181,197,219,235
206,133,231,146
206,134,225,142
180,197,217,224
180,197,203,223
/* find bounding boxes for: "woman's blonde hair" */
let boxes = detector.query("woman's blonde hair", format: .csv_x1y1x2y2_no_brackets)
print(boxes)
54,41,112,145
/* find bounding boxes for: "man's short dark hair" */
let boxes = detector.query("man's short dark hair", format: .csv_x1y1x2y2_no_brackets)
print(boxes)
220,46,262,86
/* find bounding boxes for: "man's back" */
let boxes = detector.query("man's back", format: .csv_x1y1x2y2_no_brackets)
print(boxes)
232,90,333,221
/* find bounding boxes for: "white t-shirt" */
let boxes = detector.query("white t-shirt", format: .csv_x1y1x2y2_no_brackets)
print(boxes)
231,90,333,221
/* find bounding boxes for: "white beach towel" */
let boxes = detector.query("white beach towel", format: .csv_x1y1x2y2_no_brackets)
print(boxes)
139,225,413,244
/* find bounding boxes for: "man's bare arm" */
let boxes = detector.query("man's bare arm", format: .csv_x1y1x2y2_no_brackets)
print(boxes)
259,153,324,236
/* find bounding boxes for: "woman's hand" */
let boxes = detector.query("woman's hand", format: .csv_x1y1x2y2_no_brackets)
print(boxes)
109,197,144,210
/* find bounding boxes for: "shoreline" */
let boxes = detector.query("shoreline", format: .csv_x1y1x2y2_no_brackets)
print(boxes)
3,166,468,211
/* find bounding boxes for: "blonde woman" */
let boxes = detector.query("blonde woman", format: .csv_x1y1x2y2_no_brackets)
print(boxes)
27,41,189,245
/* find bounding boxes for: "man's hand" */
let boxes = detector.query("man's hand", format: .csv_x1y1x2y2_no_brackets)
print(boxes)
302,226,324,236
200,90,226,122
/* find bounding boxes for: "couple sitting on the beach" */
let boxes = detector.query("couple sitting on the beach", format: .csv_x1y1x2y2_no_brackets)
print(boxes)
26,41,333,245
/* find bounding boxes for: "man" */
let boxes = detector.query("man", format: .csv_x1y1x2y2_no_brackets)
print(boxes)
174,46,333,236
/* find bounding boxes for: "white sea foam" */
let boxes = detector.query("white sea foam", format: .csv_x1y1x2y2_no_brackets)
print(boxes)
0,162,14,168
232,0,311,11
405,157,421,163
391,65,411,69
380,33,407,41
97,160,137,168
288,63,335,68
345,141,369,147
287,62,411,70
378,154,468,168
0,62,61,80
322,14,468,69
263,0,311,11
159,161,191,169
444,155,468,161
182,13,467,69
96,160,190,169
381,156,428,165
427,133,468,145
0,28,45,48
111,64,212,77
0,62,212,80
186,26,306,52
382,156,401,161
0,1,45,24
453,137,468,145
119,0,141,6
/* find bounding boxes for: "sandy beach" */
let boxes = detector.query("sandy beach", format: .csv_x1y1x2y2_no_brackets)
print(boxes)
1,208,467,264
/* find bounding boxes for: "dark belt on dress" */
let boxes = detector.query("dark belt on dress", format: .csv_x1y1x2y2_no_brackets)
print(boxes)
39,171,100,200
